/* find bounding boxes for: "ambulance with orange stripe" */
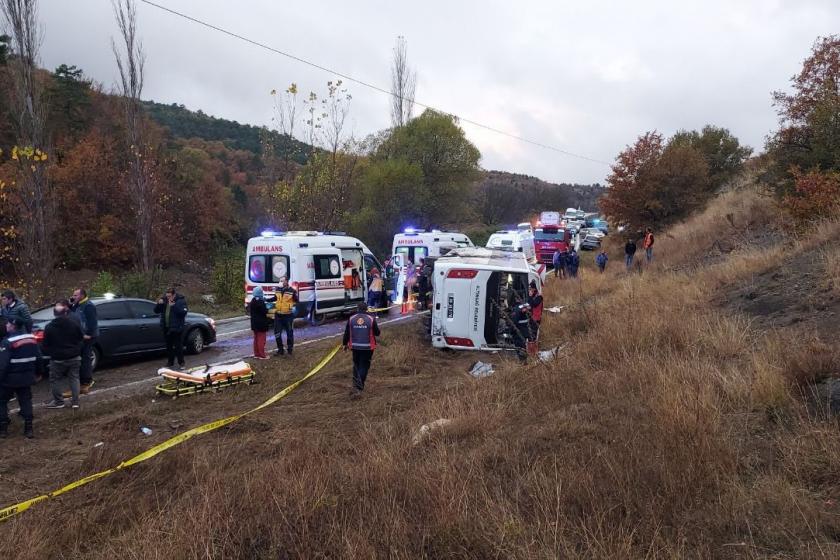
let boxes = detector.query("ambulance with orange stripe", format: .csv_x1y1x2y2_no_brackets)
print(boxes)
245,231,382,324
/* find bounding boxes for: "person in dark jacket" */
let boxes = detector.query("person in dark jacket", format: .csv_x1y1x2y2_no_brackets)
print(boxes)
527,284,543,341
568,250,580,278
595,250,608,273
43,299,84,410
1,290,33,333
154,288,189,368
0,318,43,438
552,250,566,278
510,300,531,362
273,278,298,356
248,286,271,360
70,288,98,393
625,238,637,270
342,302,381,395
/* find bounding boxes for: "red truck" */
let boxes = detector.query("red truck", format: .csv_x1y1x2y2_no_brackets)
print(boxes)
534,225,571,264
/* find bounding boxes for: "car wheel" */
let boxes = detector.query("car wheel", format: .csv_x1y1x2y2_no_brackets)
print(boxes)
186,328,205,355
91,345,102,372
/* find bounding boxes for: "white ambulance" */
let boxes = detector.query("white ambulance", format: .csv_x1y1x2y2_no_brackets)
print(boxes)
391,229,474,305
485,228,537,262
430,247,545,351
245,231,382,323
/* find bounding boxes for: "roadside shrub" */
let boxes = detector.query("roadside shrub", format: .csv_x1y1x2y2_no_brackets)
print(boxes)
118,267,165,299
211,247,244,305
89,271,116,296
784,169,840,226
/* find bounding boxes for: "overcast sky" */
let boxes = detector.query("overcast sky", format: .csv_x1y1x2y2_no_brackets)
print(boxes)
31,0,839,184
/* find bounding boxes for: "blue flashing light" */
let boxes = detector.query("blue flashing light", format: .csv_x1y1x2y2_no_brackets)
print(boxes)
404,227,416,234
261,230,277,237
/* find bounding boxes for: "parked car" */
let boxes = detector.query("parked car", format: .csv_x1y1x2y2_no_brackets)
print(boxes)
31,297,217,371
580,231,603,251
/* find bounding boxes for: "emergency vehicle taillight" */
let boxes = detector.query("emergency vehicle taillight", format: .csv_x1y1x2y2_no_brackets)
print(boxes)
444,337,474,347
446,269,478,279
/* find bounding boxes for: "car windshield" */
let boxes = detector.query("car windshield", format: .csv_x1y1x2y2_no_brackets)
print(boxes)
535,229,566,241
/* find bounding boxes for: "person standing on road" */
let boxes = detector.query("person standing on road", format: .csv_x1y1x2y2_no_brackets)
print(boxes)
0,318,43,439
596,250,609,273
247,286,271,360
154,288,189,368
1,290,33,333
342,301,381,396
43,299,84,410
70,288,98,393
273,278,298,356
643,227,655,263
625,238,637,270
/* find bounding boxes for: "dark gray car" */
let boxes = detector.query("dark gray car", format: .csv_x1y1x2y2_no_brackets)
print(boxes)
31,297,217,371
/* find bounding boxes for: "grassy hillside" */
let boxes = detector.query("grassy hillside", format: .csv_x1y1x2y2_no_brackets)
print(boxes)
143,100,311,162
6,176,839,557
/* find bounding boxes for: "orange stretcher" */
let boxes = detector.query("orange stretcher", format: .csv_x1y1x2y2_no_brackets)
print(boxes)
155,361,255,398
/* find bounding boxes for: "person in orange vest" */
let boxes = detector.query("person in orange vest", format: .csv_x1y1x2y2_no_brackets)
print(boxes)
643,227,655,263
342,302,381,396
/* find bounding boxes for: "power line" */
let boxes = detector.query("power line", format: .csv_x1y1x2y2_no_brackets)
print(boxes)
138,0,611,167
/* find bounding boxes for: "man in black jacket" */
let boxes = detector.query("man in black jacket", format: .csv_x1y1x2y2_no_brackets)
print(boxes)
154,288,188,369
0,318,43,438
44,299,84,410
1,290,33,333
624,238,637,271
70,288,98,393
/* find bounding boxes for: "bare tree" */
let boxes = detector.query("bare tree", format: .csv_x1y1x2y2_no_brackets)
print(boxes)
390,35,416,128
111,0,153,271
1,0,54,298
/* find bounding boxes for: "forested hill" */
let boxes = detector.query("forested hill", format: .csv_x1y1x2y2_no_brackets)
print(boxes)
476,170,605,224
142,100,310,162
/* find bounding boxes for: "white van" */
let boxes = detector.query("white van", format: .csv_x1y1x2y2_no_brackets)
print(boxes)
391,229,474,305
245,231,382,322
430,248,544,351
485,229,537,262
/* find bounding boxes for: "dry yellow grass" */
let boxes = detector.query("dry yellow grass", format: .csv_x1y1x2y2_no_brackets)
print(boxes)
3,185,840,558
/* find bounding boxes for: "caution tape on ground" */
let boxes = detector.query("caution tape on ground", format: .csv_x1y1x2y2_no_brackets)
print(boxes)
0,344,342,523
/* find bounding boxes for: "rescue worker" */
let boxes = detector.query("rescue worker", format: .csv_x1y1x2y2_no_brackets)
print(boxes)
70,288,98,393
273,278,298,356
154,288,189,368
510,300,531,362
527,284,543,341
43,299,84,410
0,318,43,438
1,290,33,333
342,301,381,396
367,271,384,311
643,227,655,263
247,286,270,360
596,250,608,273
625,238,637,270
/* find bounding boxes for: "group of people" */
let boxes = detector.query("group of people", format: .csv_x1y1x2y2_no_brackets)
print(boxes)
552,248,581,279
246,277,299,360
0,288,98,439
624,228,655,270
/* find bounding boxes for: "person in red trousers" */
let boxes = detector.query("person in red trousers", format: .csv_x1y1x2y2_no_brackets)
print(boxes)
248,286,271,359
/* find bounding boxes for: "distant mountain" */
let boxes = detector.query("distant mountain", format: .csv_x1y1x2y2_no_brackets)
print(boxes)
142,100,310,162
475,170,605,225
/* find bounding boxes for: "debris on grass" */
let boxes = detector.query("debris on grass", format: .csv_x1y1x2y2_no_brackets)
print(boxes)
468,361,495,378
412,418,453,445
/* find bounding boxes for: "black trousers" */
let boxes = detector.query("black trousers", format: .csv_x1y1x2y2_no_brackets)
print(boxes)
352,349,374,391
165,329,185,366
0,386,33,423
274,315,294,353
80,338,96,385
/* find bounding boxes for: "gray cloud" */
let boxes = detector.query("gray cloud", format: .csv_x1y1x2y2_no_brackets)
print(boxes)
33,0,840,184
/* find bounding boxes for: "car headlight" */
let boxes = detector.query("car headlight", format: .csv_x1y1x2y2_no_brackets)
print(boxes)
206,317,216,330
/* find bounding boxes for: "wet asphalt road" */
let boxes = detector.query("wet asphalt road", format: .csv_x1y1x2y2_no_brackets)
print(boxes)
20,307,415,411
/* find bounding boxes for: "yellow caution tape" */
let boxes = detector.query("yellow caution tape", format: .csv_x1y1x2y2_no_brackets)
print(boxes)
0,344,341,522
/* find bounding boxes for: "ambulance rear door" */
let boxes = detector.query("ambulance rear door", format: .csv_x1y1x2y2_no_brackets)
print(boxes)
301,249,345,313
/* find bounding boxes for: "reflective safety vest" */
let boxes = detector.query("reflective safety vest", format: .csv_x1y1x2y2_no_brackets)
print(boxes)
275,288,296,315
348,313,376,350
